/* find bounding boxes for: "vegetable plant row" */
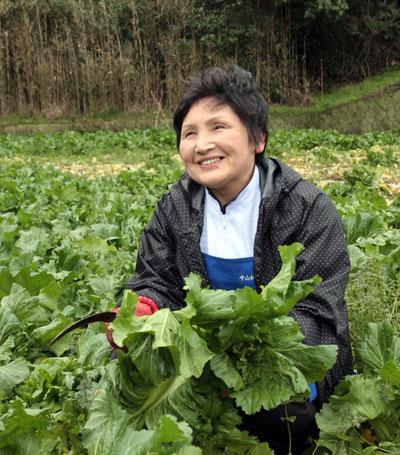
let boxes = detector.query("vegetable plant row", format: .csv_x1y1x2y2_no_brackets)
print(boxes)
0,128,399,453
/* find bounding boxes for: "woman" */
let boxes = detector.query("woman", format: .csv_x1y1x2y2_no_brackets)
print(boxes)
117,65,353,453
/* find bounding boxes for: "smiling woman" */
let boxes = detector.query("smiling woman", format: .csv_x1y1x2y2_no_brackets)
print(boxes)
123,65,353,454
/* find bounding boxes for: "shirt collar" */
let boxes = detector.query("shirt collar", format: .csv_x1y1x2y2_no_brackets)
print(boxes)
205,166,260,214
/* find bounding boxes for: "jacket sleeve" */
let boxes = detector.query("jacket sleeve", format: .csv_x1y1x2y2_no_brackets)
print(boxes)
125,195,186,311
290,191,353,403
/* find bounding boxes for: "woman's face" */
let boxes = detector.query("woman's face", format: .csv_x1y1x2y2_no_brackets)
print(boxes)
179,97,265,206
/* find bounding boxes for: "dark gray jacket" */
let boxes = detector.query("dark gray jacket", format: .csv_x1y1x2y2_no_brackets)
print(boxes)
127,156,353,406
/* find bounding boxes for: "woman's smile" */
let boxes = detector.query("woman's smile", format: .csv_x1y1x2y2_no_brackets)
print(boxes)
198,156,223,166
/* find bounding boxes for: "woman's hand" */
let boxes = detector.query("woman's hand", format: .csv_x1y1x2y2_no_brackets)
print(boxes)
105,295,158,350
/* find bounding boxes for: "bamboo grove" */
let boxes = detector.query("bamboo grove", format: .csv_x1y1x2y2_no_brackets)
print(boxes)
0,0,399,117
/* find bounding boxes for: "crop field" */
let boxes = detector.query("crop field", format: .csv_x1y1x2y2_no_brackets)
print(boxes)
0,128,399,453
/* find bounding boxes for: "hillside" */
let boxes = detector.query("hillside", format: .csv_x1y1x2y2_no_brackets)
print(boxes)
271,69,400,133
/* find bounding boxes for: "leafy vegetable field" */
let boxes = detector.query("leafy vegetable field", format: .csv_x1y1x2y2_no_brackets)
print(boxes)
0,128,399,454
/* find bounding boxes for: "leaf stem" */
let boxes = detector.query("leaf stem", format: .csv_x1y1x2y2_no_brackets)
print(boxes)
284,403,292,454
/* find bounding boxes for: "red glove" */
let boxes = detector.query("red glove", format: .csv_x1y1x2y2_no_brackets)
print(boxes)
105,295,158,350
134,295,158,316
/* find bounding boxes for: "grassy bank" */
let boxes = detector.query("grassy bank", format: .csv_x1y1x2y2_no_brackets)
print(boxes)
270,67,400,132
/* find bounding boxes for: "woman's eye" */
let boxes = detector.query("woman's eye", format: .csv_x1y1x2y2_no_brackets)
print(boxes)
183,131,194,138
215,124,225,130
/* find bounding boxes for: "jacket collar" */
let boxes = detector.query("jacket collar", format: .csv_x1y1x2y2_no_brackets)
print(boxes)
258,155,304,198
178,155,303,212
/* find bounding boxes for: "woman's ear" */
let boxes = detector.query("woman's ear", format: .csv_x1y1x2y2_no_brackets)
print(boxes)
255,134,266,154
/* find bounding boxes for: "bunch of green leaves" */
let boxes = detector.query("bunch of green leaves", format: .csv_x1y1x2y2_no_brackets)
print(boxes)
316,321,400,453
84,243,337,454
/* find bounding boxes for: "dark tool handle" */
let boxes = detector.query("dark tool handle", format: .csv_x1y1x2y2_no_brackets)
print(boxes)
48,311,117,346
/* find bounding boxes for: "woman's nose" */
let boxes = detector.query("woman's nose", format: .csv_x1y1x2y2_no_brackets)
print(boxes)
194,132,215,153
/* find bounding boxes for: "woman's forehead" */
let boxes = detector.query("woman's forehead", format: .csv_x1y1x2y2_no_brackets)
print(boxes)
183,96,237,122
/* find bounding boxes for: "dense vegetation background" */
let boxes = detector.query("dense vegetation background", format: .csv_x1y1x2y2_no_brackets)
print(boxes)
1,0,399,116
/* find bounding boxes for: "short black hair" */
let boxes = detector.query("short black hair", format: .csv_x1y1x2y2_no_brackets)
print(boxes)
173,65,268,161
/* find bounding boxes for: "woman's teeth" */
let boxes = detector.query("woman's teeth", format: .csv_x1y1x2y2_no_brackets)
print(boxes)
201,157,221,165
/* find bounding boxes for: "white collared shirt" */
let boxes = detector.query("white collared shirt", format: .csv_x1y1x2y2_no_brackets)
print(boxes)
200,166,260,259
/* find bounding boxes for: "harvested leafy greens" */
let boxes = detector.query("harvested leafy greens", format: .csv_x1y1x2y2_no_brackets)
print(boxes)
83,243,337,454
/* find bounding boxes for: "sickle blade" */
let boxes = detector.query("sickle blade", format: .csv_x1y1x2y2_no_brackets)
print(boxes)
48,311,117,347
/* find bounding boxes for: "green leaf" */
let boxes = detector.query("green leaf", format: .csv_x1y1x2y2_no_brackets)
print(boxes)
264,312,305,340
1,284,48,326
8,253,34,277
224,317,336,414
133,311,213,379
15,227,49,255
0,399,50,448
344,212,385,244
0,267,12,298
110,299,214,431
59,182,80,202
232,349,310,414
0,337,14,363
316,427,364,454
379,360,400,386
124,334,175,386
0,223,18,249
119,363,198,429
112,294,213,380
14,269,55,296
83,368,201,455
77,328,112,368
49,332,74,357
284,343,338,383
355,321,400,383
108,290,138,348
89,223,120,240
261,243,321,317
17,357,77,403
31,313,73,345
248,444,274,454
77,236,112,257
0,434,57,455
83,372,147,454
89,275,117,299
38,281,64,312
179,321,214,379
148,414,201,454
210,353,244,391
0,359,30,395
277,275,322,316
261,243,304,301
183,274,236,326
0,303,19,344
316,375,385,434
